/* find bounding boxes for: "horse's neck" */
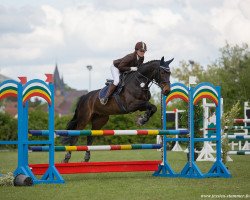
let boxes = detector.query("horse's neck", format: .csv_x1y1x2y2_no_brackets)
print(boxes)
138,61,158,80
123,62,158,96
123,77,151,101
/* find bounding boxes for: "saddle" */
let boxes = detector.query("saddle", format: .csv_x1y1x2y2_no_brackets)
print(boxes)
98,73,128,112
99,73,128,97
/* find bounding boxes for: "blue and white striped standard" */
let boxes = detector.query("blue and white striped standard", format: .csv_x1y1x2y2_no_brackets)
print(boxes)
227,135,250,140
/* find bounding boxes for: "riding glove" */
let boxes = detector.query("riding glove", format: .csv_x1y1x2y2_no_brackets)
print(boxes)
130,67,137,71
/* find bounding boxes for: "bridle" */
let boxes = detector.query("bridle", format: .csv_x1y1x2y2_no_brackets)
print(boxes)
135,64,171,90
154,66,171,89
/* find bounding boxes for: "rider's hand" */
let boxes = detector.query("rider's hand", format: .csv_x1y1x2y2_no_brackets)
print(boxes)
130,67,137,71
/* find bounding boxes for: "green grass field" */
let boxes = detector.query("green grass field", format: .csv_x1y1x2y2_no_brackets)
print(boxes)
0,150,249,200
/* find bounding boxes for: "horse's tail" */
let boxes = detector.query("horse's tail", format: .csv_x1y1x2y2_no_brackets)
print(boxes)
66,111,78,130
61,95,83,145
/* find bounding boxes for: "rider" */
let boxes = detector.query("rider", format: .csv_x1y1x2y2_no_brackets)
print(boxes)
100,41,147,105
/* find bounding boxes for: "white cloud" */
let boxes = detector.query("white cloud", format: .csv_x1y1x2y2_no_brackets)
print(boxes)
0,5,64,63
210,0,250,46
0,0,250,91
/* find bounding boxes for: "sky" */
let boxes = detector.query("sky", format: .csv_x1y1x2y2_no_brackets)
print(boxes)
0,0,250,91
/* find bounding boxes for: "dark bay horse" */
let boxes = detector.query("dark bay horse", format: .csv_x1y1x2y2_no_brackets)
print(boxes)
61,57,173,162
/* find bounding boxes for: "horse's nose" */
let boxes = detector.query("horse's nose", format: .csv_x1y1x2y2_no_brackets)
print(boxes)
162,85,171,96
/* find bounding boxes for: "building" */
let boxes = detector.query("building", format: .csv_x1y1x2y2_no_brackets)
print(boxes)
53,64,88,115
0,65,88,116
54,64,65,96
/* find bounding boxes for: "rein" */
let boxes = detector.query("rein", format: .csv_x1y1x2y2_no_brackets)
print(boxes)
121,61,170,92
135,65,170,90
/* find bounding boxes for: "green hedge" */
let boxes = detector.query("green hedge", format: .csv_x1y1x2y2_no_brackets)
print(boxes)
0,105,164,148
0,113,18,149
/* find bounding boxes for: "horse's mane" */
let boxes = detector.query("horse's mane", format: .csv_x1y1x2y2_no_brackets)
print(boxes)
141,60,160,67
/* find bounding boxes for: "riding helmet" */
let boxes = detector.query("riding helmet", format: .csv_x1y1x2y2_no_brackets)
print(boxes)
135,41,147,51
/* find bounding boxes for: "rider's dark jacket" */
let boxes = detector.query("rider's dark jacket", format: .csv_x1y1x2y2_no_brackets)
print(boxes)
113,52,144,72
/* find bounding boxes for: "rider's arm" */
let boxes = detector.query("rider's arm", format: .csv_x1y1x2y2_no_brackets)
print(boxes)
114,53,135,72
130,56,144,71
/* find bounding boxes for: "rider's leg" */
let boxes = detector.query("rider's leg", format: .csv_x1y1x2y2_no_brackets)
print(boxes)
111,65,120,86
100,65,119,105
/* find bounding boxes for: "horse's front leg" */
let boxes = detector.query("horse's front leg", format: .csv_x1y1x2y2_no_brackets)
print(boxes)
137,102,157,126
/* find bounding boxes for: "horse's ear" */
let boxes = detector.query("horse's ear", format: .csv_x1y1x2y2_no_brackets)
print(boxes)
160,56,165,66
165,58,174,65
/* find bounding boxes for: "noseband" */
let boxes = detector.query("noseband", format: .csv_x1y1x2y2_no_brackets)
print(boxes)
135,65,170,90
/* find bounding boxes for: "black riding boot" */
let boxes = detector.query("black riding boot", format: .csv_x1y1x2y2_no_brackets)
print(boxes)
100,84,116,105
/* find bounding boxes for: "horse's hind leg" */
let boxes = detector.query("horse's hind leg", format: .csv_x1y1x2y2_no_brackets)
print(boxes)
62,137,79,163
84,136,93,162
84,114,109,162
62,112,92,163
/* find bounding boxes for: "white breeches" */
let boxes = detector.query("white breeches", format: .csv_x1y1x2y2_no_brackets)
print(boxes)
110,65,120,86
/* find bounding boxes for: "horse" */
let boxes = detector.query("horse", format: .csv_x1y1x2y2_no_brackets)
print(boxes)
61,56,173,162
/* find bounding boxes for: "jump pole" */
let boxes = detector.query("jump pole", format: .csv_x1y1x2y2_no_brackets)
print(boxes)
234,119,250,123
29,161,162,175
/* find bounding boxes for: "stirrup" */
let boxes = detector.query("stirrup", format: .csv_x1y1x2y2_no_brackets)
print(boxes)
100,97,108,105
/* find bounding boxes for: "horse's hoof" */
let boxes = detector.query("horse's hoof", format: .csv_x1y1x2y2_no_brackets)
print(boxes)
80,159,89,162
84,153,91,162
61,159,69,163
136,116,147,126
137,121,143,126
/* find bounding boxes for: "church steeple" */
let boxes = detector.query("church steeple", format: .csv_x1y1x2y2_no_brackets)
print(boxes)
61,75,64,85
54,63,60,81
53,63,65,96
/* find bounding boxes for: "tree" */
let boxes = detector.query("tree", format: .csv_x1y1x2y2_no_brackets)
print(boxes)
0,113,17,148
213,43,250,111
172,60,205,85
172,42,250,113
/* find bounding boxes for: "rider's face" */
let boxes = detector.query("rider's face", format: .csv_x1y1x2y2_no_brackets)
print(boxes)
137,49,146,58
